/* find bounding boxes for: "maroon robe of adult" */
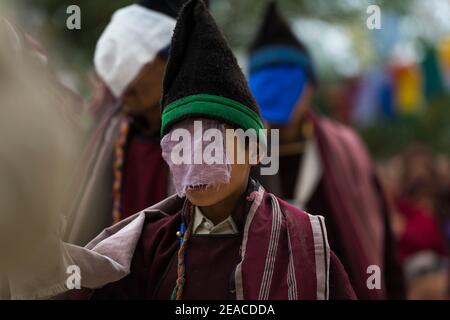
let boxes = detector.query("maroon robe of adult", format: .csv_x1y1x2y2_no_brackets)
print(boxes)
121,119,169,219
65,107,169,245
259,111,405,300
57,180,356,300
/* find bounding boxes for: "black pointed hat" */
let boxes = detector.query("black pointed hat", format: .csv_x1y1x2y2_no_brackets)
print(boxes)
160,0,264,137
138,0,195,19
138,0,208,19
137,0,209,59
249,1,316,85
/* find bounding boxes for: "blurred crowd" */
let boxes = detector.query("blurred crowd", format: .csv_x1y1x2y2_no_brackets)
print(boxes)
378,146,450,299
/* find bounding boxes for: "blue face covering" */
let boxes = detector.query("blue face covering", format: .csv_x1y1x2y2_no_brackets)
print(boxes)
249,64,307,125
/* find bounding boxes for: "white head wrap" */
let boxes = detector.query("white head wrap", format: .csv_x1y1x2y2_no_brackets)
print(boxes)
94,4,176,97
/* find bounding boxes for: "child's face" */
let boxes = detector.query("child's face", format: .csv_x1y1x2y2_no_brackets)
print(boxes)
185,128,252,207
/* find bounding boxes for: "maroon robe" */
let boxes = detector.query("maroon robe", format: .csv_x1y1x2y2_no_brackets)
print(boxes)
257,111,405,299
121,124,169,219
57,180,356,300
65,113,169,245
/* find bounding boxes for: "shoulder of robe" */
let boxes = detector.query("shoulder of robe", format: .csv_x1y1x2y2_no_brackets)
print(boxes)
308,110,370,159
141,194,184,223
139,194,184,244
271,193,312,221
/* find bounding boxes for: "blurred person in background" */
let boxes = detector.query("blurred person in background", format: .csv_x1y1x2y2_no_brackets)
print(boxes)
0,12,81,299
376,157,405,240
389,145,449,299
434,154,450,248
65,0,200,246
248,1,404,299
404,251,449,300
0,14,85,132
395,145,449,261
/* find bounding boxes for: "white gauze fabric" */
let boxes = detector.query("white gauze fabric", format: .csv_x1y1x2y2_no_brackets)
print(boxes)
94,4,176,97
161,118,232,197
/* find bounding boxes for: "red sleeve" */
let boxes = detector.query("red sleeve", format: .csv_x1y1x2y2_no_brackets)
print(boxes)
329,251,357,300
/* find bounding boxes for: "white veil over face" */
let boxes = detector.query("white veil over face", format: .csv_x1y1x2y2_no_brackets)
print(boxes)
161,118,232,197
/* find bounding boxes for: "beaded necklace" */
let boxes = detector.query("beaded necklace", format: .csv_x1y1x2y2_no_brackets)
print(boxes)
112,118,130,224
171,201,194,300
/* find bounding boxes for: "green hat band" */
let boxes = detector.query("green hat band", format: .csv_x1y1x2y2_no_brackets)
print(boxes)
161,94,264,136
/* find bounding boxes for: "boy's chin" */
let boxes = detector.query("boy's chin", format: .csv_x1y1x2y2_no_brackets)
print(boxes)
186,185,224,207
